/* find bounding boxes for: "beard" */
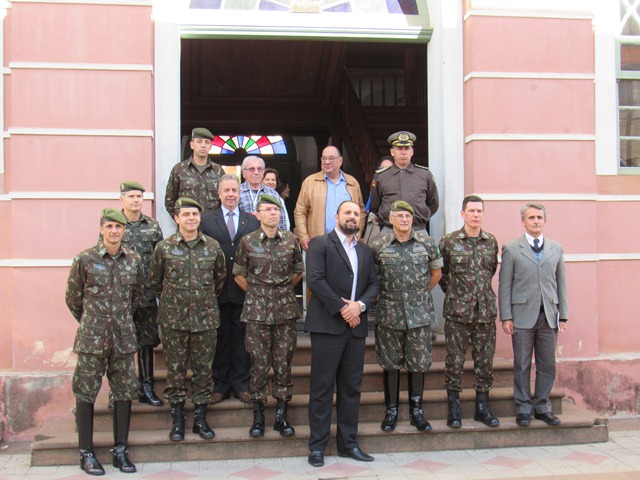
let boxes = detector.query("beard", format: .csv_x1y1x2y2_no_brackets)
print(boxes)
338,220,359,235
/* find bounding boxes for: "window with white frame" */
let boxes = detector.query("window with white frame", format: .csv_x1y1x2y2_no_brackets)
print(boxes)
618,0,640,169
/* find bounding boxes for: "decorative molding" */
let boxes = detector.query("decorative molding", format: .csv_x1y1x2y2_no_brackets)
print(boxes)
464,0,593,20
7,127,153,137
465,133,596,143
8,61,153,72
9,0,151,5
478,193,640,202
5,191,155,200
4,253,640,268
464,71,595,82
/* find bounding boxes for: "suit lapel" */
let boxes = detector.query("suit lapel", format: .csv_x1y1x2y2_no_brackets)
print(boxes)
235,211,252,241
214,210,231,241
330,230,353,273
519,236,538,264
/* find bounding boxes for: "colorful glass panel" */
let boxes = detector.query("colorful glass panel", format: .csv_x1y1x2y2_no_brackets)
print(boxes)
210,135,288,154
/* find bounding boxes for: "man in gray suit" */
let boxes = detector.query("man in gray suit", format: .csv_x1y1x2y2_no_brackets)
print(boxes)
499,203,568,427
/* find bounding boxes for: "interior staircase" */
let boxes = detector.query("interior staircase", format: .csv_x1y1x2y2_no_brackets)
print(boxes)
31,332,608,466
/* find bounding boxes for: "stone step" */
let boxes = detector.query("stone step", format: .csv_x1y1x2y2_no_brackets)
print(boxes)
142,358,515,398
153,334,467,370
30,402,607,466
92,386,564,432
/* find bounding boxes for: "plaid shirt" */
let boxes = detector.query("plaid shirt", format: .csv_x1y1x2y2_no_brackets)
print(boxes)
238,182,290,231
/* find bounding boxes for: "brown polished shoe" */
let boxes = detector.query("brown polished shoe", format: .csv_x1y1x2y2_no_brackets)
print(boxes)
235,391,251,403
210,392,230,405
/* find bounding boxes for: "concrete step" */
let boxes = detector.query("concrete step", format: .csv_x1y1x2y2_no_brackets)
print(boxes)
31,402,607,466
139,358,515,400
91,386,564,432
153,334,468,370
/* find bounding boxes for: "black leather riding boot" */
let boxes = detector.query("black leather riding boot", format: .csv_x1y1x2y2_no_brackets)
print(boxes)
112,400,136,473
76,400,105,476
408,372,432,432
138,347,163,406
381,369,400,431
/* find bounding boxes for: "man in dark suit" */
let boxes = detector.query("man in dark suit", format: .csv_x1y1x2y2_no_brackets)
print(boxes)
201,174,260,404
499,203,568,427
305,200,380,467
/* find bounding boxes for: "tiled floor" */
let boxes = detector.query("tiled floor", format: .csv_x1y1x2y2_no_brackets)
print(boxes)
2,421,639,479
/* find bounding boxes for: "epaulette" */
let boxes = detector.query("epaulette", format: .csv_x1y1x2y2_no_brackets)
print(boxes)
375,166,391,174
415,164,430,170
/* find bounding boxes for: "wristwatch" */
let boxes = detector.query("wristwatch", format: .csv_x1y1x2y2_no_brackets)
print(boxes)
357,301,366,313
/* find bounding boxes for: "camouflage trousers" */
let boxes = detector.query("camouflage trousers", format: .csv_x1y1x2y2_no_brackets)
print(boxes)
134,305,161,349
161,327,216,405
245,321,297,403
72,351,138,403
375,324,432,372
444,319,496,392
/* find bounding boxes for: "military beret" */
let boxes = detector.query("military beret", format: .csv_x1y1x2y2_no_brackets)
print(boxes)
101,208,127,225
191,127,214,140
390,200,415,216
387,131,416,147
174,197,203,212
120,181,145,193
257,194,281,207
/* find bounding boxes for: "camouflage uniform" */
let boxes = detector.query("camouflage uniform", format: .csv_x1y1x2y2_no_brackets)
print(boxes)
371,230,443,371
148,232,226,405
165,157,225,216
439,227,498,393
66,241,143,403
232,228,304,402
120,212,163,348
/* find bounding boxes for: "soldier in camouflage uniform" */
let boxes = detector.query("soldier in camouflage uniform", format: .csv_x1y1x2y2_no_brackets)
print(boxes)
165,128,225,216
66,208,143,475
118,181,164,406
233,194,304,438
371,200,443,432
439,194,500,428
149,197,226,442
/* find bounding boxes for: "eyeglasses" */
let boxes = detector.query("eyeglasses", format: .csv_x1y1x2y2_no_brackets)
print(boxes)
321,156,341,163
244,167,264,172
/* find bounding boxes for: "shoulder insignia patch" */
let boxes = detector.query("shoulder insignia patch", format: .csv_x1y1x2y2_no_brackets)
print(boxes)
415,164,430,170
375,166,391,174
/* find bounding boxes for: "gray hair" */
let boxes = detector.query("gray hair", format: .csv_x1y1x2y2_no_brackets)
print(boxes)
219,173,240,186
520,203,546,220
241,156,265,170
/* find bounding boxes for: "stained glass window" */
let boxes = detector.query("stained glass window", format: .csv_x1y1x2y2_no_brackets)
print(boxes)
211,135,288,155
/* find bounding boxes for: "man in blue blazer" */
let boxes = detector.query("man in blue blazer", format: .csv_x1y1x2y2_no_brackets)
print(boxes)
499,203,568,427
305,200,380,467
200,174,260,403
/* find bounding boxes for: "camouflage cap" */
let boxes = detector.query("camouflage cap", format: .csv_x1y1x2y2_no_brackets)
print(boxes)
191,127,214,140
390,200,415,216
175,197,203,212
101,207,128,225
120,181,145,193
257,194,281,207
387,131,416,147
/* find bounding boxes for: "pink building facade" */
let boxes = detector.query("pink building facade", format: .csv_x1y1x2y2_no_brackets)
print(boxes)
0,0,638,441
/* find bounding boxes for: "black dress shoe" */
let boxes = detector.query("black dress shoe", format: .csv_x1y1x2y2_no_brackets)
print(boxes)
338,447,374,462
535,412,561,426
308,451,324,467
516,413,531,427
